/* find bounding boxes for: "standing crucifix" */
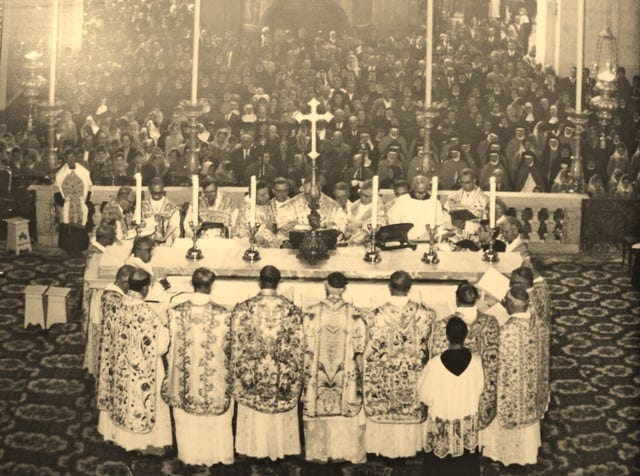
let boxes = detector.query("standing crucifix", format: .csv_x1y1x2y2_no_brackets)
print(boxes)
294,98,334,263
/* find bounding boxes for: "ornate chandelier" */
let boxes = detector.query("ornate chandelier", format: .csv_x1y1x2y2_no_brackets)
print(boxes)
589,3,618,127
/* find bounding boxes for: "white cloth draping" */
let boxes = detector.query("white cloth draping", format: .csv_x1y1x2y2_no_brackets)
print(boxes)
480,420,541,465
174,405,234,465
365,421,425,458
235,405,300,461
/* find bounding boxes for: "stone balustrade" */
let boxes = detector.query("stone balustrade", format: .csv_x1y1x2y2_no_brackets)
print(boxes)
29,185,587,253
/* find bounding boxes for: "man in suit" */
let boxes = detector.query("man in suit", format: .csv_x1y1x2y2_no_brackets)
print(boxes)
230,133,258,186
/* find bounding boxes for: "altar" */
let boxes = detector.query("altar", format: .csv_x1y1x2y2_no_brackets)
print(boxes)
82,236,523,375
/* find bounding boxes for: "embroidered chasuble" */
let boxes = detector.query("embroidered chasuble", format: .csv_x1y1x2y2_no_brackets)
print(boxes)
84,284,122,377
363,300,434,423
430,311,500,429
141,197,180,244
97,292,163,433
162,298,231,415
54,163,92,250
276,193,348,235
497,312,549,428
230,292,304,413
101,198,134,241
445,187,489,220
480,311,548,465
302,299,367,418
184,195,237,237
235,202,280,247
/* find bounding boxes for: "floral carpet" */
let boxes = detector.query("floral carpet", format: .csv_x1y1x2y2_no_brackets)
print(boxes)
0,249,638,475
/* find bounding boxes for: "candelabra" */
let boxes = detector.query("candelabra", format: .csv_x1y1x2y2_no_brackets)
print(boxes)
243,223,262,262
40,101,63,178
568,111,590,193
186,221,203,261
421,224,440,264
363,224,381,263
417,108,439,159
482,227,500,263
177,100,207,175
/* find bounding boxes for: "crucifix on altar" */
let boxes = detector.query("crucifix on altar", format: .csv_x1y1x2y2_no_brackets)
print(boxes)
294,98,334,263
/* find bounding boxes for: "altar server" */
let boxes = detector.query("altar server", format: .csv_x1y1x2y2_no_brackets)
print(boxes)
419,316,484,475
163,268,234,465
363,271,435,457
480,286,549,465
302,272,367,463
54,148,93,252
97,269,172,453
429,282,500,431
230,265,304,460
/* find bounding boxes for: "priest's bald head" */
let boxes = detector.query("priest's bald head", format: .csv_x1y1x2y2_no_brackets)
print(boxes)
389,270,412,296
259,265,281,290
455,281,479,307
128,268,151,298
410,175,430,200
504,285,529,315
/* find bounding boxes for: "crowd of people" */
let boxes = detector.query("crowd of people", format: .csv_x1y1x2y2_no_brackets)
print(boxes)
1,1,639,202
91,261,549,472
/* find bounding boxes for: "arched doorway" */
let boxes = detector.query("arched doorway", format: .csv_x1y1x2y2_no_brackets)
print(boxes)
261,0,349,34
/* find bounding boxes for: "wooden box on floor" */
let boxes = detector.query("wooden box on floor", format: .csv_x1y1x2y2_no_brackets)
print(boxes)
24,285,49,328
45,287,71,328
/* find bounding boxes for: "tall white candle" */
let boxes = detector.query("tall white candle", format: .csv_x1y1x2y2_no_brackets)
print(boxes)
134,172,142,224
425,0,434,108
49,0,60,106
575,0,585,114
191,0,201,105
249,175,257,228
489,176,497,228
430,176,438,227
371,175,379,229
192,175,199,225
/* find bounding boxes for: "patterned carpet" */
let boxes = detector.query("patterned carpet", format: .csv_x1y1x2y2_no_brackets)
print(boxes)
0,248,638,476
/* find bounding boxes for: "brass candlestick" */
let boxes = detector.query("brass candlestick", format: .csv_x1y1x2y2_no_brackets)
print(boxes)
363,224,381,263
186,221,203,261
482,227,499,263
422,224,440,264
243,223,262,262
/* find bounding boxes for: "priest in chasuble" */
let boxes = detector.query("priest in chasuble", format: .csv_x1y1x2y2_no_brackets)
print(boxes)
429,282,500,431
510,266,551,328
480,286,549,466
276,180,348,240
363,271,435,458
345,179,387,246
302,272,367,463
97,269,172,453
184,179,237,238
100,186,137,241
229,266,304,461
54,149,93,252
444,168,489,222
235,180,280,247
162,268,234,466
140,177,181,245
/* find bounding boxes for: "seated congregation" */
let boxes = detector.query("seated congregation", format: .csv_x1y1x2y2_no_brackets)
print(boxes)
93,263,549,471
